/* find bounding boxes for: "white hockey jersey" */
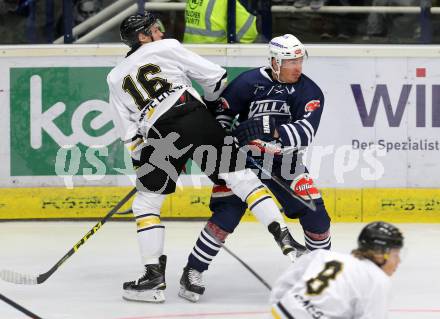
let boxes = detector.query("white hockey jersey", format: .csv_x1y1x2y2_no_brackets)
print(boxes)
270,249,391,319
107,39,227,142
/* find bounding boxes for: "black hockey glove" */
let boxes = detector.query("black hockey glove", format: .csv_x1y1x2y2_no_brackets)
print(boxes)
233,116,283,155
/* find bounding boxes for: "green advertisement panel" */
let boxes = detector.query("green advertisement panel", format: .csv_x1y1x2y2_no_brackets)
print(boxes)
10,66,249,176
10,67,125,176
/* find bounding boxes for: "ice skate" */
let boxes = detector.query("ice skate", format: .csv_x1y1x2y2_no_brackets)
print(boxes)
268,222,307,261
122,255,167,303
178,266,205,302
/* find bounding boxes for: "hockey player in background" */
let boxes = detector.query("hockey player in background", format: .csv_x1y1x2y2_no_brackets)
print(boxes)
107,13,305,303
179,34,331,302
270,221,404,319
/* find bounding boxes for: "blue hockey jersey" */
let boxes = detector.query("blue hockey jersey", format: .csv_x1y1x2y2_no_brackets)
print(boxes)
216,67,324,150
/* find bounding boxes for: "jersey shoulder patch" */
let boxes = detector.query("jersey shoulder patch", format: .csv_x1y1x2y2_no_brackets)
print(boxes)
304,100,321,112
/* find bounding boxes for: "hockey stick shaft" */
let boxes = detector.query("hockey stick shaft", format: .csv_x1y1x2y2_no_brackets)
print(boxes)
37,187,137,283
0,293,42,319
220,244,272,291
245,154,316,211
0,187,137,285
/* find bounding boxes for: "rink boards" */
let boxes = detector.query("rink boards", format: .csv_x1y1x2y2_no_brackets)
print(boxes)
0,44,440,222
1,186,440,222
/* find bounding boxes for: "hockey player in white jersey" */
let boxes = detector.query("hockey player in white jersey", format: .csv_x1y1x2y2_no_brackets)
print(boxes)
107,11,305,303
270,221,404,319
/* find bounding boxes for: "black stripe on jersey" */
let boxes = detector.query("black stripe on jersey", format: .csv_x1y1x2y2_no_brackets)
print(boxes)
248,195,272,211
214,71,227,92
137,225,165,233
277,302,295,319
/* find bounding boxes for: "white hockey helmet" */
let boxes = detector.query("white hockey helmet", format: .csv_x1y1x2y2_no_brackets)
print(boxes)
269,34,307,67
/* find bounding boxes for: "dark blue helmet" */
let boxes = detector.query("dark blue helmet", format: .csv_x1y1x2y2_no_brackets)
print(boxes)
358,221,404,252
120,11,158,47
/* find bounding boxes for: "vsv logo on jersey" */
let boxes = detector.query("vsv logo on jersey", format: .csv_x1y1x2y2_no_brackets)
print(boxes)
305,100,321,112
248,99,290,118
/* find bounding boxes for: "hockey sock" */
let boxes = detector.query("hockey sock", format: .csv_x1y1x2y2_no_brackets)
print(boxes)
135,213,165,265
187,221,229,272
245,186,286,227
304,229,331,250
132,192,166,265
220,169,286,228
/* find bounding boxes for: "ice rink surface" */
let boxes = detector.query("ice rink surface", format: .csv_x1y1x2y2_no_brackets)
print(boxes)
1,221,439,319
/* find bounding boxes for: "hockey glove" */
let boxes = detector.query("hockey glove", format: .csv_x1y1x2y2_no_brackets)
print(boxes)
233,115,282,155
248,139,283,156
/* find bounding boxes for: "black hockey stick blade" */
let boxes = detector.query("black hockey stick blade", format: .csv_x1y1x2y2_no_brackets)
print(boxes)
0,187,137,285
221,243,272,291
0,293,42,319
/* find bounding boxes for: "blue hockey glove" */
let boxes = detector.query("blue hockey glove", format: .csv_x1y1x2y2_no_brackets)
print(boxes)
233,116,282,155
233,115,277,144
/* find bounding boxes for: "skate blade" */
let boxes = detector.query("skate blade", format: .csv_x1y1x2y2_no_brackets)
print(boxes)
122,289,165,303
178,286,201,302
288,248,309,262
287,251,297,262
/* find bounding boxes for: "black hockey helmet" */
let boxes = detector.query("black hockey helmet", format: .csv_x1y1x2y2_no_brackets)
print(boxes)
358,221,404,252
120,11,159,47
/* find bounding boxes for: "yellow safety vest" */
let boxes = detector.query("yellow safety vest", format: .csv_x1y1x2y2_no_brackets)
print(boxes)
184,0,258,44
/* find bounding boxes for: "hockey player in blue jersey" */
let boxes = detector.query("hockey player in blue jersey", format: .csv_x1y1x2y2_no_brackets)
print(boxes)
178,34,331,302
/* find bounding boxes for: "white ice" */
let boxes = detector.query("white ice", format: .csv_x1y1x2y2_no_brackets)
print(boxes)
1,222,439,319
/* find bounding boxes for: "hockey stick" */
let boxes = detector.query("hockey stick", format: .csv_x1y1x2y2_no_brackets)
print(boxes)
220,244,272,291
0,293,42,319
243,152,316,212
0,187,137,285
113,204,272,290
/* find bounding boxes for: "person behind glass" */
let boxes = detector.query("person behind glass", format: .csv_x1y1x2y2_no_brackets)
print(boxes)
184,0,258,43
365,0,419,40
270,221,404,319
56,0,102,39
293,0,327,10
107,11,304,303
